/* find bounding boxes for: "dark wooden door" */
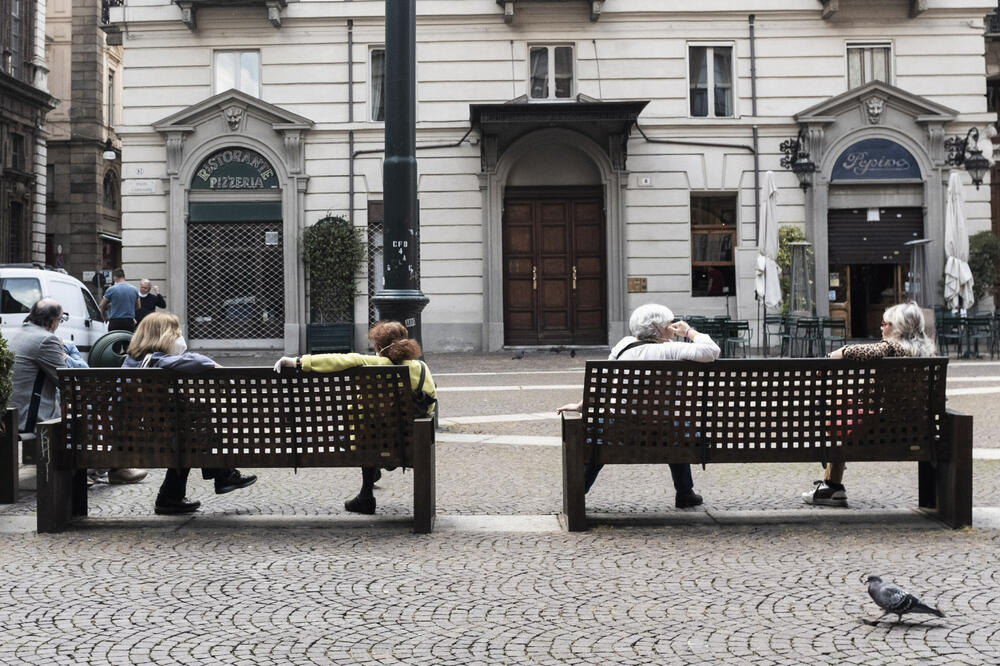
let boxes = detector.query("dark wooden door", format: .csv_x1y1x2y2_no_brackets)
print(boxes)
503,190,606,345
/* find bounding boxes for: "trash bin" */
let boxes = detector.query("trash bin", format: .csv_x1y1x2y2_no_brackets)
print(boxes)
88,331,133,368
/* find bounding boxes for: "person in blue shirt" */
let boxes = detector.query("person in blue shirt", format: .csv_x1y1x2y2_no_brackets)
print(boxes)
99,268,141,332
122,312,257,515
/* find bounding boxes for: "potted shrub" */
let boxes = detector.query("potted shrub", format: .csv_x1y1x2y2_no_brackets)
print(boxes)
1,331,14,465
968,230,1000,311
302,215,365,352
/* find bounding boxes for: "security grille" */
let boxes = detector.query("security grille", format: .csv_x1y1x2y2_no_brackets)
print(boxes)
367,217,384,330
188,221,284,340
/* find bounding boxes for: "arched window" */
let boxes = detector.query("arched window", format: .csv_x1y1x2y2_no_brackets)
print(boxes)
102,171,118,209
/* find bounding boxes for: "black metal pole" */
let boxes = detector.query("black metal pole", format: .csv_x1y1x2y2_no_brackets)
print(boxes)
371,0,428,343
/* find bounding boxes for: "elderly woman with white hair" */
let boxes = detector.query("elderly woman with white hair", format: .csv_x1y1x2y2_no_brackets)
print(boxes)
557,303,721,508
803,301,937,508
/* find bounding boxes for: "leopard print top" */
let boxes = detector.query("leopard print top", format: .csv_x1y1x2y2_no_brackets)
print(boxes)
840,339,910,361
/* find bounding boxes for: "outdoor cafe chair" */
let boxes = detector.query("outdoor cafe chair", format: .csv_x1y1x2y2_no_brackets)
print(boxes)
723,320,752,358
936,314,964,357
762,314,784,357
821,317,847,356
791,316,822,357
966,315,994,359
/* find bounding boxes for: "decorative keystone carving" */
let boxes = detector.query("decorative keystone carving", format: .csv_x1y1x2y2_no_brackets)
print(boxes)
282,131,303,174
265,0,284,27
222,104,245,132
165,133,186,176
176,1,195,30
863,96,885,125
590,0,603,22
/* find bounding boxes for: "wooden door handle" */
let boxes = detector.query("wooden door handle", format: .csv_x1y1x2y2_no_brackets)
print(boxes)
572,265,577,290
532,265,537,290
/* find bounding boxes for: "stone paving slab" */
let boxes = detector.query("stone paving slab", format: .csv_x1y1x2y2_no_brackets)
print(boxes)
1,522,999,664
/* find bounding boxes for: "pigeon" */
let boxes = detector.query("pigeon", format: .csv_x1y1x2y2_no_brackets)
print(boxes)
865,575,944,623
511,351,525,360
569,349,576,358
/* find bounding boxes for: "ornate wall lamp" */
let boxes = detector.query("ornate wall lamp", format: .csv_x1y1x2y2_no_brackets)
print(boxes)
780,128,816,191
944,127,990,190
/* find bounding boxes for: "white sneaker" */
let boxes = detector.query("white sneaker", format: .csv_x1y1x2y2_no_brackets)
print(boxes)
802,480,848,507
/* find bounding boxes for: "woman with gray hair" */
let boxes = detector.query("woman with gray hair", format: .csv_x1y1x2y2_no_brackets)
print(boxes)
803,301,937,507
557,302,721,508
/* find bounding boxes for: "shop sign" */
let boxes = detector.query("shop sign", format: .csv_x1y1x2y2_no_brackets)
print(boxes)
191,148,279,190
831,138,921,181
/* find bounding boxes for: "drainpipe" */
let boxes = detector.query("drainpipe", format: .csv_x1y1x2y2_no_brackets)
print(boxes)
750,14,761,245
348,19,355,224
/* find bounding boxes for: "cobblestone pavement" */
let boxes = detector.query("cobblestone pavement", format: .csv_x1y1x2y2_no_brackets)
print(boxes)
1,352,999,664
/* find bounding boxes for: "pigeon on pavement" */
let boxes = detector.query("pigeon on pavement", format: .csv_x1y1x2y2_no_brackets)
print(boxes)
866,575,944,623
511,351,525,360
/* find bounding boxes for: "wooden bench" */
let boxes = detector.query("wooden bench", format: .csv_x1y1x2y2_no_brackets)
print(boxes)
35,365,435,533
560,358,972,530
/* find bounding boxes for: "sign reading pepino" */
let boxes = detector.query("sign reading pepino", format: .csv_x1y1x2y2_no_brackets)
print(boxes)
191,148,279,190
831,138,921,181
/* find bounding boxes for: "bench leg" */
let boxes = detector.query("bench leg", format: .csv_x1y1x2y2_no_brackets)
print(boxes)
919,411,973,529
35,421,75,534
0,409,17,504
560,416,587,532
411,419,435,534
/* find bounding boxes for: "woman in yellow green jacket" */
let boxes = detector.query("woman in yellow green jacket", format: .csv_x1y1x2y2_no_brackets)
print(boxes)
273,320,436,514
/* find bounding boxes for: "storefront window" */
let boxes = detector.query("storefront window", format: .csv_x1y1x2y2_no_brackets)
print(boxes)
690,194,737,297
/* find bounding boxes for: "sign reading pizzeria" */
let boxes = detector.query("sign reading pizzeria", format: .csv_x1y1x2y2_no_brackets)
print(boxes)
191,147,279,190
831,138,921,181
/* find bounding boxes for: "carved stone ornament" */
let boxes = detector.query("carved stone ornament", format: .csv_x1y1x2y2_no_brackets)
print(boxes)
864,96,885,125
223,105,245,132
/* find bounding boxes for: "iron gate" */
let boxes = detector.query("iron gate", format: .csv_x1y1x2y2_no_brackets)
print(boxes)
187,221,284,340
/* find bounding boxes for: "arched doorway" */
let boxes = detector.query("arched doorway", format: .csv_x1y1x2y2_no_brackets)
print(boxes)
502,142,607,345
186,147,284,345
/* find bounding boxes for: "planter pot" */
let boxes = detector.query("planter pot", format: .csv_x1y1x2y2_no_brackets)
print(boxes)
307,323,354,353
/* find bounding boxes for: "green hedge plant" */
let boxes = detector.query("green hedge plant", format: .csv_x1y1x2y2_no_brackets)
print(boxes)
302,215,366,324
968,230,1000,306
0,331,13,428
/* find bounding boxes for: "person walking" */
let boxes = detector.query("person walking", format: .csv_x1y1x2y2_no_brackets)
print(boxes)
122,312,257,515
802,302,937,507
273,320,437,515
99,268,141,332
135,279,166,323
556,303,720,508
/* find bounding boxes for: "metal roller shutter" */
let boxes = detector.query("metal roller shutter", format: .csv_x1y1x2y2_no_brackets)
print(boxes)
828,207,923,264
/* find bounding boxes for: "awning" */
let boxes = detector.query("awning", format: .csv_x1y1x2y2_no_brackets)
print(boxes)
469,96,648,171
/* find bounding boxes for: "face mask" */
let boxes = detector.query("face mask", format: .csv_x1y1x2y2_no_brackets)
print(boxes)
172,336,188,355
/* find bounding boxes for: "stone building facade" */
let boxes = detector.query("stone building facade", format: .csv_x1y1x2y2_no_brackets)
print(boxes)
44,0,122,282
105,0,996,353
1,0,54,264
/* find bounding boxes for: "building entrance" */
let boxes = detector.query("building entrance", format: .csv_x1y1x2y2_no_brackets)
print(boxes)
502,187,606,346
827,206,921,339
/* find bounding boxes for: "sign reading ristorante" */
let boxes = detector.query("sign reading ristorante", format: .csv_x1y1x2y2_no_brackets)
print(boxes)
831,138,922,181
191,147,279,190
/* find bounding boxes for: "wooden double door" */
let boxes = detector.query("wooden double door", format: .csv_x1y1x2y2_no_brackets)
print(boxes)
503,188,607,346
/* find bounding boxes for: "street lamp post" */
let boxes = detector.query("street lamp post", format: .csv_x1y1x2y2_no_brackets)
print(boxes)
371,0,428,343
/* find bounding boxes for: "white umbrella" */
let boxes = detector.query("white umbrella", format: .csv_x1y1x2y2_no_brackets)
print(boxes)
943,170,975,311
755,170,782,309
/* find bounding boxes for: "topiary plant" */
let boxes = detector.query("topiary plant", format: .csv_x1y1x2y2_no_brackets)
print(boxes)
0,330,13,427
968,230,1000,305
301,215,366,324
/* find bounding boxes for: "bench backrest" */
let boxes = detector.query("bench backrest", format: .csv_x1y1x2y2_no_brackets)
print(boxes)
57,366,416,469
581,358,948,465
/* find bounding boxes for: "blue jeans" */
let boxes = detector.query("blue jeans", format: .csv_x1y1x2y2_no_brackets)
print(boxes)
583,462,694,494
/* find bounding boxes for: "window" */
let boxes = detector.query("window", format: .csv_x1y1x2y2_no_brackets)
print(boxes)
689,46,734,117
103,171,118,210
0,277,40,313
528,45,574,100
370,48,385,121
690,194,737,297
47,163,55,203
3,202,26,263
82,287,103,321
106,71,116,126
11,133,25,172
214,51,260,96
847,43,890,89
10,0,22,78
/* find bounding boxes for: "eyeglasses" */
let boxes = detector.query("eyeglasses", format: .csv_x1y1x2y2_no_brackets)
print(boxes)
59,313,70,322
880,320,891,328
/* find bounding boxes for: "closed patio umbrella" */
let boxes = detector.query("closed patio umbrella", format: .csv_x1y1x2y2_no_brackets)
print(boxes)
944,170,975,311
755,170,781,309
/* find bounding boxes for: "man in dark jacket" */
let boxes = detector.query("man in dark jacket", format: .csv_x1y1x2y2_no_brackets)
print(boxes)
135,279,166,323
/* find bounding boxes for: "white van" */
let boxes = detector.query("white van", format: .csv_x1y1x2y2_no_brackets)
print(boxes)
0,265,109,360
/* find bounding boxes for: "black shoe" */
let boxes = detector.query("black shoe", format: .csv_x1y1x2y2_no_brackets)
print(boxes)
344,493,376,515
675,490,704,508
215,470,258,495
155,496,201,515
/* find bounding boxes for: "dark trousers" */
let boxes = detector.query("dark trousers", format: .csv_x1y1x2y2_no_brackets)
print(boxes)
359,467,378,496
159,467,228,499
108,318,136,332
584,462,694,494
